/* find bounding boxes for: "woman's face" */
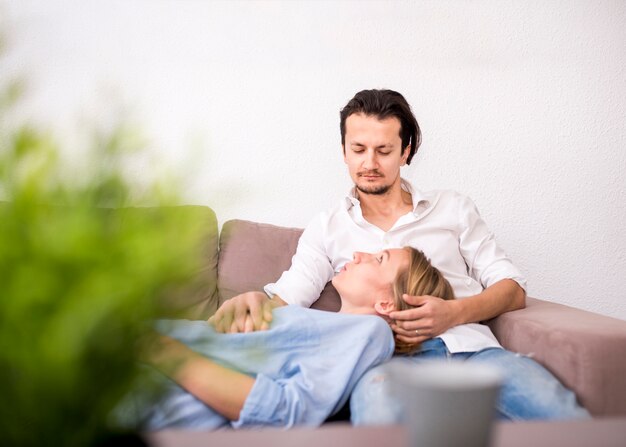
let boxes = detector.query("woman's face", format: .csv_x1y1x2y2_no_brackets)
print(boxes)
332,248,410,313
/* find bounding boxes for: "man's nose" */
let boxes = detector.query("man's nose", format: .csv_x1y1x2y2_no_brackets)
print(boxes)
362,150,378,169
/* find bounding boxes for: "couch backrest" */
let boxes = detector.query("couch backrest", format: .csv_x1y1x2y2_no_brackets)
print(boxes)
112,209,339,319
217,219,341,312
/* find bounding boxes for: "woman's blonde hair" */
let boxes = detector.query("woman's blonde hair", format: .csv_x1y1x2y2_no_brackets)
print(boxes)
391,247,455,354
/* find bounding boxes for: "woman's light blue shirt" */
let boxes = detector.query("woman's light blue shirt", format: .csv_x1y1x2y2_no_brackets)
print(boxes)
137,306,394,430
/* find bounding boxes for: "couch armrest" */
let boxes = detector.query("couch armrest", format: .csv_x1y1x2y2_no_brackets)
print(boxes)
486,297,626,417
119,205,219,320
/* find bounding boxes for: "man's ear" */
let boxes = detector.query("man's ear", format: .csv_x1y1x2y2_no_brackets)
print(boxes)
374,298,396,316
401,145,410,165
342,145,347,163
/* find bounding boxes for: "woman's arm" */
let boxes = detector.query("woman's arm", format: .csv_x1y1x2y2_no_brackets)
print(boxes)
142,335,255,421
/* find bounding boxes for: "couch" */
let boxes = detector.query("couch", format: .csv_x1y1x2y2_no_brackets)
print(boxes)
153,205,626,418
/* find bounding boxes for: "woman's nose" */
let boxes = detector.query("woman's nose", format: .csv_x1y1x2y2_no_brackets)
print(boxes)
353,252,372,263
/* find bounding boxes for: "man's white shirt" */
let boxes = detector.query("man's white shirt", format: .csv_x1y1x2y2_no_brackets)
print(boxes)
265,179,527,353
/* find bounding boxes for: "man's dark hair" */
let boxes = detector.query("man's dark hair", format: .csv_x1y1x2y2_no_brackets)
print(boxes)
340,89,422,165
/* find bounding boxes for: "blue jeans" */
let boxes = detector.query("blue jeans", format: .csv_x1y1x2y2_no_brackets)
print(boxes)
350,338,591,425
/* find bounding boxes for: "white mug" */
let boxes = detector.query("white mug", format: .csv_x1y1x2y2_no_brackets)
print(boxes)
386,360,503,447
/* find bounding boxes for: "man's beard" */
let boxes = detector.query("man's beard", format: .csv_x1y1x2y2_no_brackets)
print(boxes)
356,182,392,196
355,171,392,195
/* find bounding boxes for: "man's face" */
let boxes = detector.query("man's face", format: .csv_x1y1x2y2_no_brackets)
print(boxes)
343,113,408,196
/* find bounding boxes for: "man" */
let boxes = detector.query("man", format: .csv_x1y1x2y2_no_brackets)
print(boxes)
210,89,589,422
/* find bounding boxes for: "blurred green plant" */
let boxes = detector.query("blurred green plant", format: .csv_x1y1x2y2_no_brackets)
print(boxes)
0,34,209,447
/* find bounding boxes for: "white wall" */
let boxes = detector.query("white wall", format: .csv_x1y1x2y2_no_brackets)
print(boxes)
4,0,625,320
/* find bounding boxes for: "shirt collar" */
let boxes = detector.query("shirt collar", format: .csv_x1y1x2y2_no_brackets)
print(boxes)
344,178,430,213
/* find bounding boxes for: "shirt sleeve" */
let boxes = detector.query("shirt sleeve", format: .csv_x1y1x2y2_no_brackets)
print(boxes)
457,194,527,292
264,214,335,307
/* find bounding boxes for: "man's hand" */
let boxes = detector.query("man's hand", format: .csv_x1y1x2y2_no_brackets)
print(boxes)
388,294,460,344
389,279,526,344
208,291,281,333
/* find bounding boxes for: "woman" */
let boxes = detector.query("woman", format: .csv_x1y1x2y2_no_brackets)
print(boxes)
125,247,454,430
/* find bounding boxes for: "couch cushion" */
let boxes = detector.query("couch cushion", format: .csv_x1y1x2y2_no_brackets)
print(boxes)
217,219,340,312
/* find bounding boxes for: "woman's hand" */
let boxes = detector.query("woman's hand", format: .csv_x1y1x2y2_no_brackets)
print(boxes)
208,291,284,333
139,332,254,420
138,333,196,376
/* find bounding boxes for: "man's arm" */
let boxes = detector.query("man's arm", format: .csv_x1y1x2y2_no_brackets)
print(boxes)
142,335,254,420
453,278,526,323
389,279,525,344
390,193,527,343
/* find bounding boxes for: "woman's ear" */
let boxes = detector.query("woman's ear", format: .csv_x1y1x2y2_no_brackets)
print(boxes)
374,298,396,316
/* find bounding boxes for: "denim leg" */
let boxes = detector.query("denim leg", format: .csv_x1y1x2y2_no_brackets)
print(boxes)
350,339,449,426
459,348,591,421
350,339,590,426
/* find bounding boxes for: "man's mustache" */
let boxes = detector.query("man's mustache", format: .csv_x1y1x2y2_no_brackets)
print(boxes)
357,170,383,177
